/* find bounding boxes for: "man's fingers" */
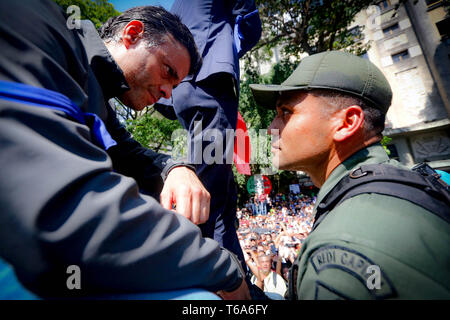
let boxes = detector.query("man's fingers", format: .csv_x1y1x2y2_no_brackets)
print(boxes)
187,188,210,225
199,189,210,224
160,189,173,211
160,166,211,224
191,188,201,225
174,188,192,222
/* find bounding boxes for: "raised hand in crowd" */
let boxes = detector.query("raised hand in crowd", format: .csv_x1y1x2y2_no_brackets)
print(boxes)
244,250,265,290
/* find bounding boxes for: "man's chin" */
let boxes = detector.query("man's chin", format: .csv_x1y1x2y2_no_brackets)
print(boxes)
274,160,296,172
131,104,148,111
119,95,148,111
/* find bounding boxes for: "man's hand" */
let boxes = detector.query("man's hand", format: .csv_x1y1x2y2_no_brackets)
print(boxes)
160,166,210,225
217,279,251,300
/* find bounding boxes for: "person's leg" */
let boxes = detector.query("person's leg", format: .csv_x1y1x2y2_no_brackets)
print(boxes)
161,76,248,277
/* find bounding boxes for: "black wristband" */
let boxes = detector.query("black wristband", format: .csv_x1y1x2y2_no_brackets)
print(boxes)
160,158,197,182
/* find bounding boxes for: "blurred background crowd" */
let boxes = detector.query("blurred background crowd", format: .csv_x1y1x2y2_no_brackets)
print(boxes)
236,192,316,298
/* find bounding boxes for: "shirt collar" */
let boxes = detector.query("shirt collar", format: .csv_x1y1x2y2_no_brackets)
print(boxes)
314,142,390,210
78,20,130,100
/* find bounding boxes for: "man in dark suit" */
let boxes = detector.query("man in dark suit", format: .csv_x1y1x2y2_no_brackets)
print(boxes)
155,0,262,267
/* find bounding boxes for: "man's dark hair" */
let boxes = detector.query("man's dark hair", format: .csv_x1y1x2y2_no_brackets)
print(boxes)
311,89,386,139
99,6,201,76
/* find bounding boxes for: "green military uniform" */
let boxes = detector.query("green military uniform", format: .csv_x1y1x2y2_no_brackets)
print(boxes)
249,50,450,299
292,143,450,299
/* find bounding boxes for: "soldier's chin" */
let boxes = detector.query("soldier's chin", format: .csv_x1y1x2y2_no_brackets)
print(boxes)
272,160,280,170
274,159,294,171
271,155,282,170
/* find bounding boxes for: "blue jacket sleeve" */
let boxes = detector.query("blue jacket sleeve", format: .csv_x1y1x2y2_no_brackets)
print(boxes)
231,0,262,58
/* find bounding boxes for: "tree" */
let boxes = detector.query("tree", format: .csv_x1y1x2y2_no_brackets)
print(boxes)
52,0,120,29
253,0,376,59
234,57,300,204
125,108,183,153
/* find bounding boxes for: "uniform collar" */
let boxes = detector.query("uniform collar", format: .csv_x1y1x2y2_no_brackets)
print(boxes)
314,143,389,211
78,20,130,101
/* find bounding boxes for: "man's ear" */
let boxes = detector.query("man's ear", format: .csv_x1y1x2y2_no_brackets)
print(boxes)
333,105,364,142
121,20,144,49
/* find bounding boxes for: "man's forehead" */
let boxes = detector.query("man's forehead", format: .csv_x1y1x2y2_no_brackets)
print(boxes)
159,34,190,79
276,90,308,107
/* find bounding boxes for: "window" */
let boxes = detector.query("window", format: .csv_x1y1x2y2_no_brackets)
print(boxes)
378,0,391,10
383,23,399,36
391,50,410,63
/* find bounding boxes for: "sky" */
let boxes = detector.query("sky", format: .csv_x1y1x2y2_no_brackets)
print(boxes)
109,0,174,12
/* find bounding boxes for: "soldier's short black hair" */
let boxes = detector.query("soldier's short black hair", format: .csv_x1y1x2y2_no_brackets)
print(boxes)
311,88,386,138
99,6,201,76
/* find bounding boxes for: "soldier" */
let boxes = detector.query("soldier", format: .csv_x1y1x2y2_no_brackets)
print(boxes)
250,50,450,299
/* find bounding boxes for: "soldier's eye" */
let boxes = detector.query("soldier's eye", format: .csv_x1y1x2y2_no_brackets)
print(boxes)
279,108,291,118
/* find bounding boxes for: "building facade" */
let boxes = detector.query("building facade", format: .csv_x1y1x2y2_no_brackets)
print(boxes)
353,0,450,171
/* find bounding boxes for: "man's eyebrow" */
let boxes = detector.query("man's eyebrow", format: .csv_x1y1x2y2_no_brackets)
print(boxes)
276,101,290,109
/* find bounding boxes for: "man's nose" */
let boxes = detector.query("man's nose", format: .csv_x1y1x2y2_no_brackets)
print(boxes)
160,84,173,99
267,118,280,136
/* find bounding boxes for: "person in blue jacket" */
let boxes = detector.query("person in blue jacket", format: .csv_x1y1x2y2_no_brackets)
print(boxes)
155,0,262,267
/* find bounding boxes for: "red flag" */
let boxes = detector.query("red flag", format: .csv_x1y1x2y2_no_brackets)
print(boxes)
234,111,251,175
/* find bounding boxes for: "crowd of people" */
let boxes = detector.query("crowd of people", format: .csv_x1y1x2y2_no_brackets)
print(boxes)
235,191,316,298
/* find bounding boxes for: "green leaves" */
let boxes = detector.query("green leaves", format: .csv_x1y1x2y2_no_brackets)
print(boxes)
53,0,120,29
254,0,374,57
381,136,393,156
126,109,182,153
234,58,299,203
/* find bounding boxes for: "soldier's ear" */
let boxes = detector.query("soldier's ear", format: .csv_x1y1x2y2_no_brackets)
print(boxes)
333,105,364,142
121,20,145,49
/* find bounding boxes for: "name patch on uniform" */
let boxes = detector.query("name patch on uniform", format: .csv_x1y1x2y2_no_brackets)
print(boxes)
310,245,395,299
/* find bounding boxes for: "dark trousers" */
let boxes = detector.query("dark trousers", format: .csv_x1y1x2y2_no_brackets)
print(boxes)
163,73,245,266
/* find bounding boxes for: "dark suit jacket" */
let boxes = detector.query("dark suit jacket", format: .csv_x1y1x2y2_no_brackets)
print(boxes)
152,1,261,254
